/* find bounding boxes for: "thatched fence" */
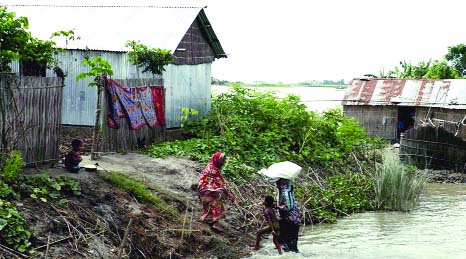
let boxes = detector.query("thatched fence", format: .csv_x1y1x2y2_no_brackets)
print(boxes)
101,78,165,153
400,126,466,172
0,74,64,165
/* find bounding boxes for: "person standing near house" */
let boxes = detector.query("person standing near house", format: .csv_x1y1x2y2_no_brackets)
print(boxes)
276,178,302,253
397,120,405,139
197,152,235,232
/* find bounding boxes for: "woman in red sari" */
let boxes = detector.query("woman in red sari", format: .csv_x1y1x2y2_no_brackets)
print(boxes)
198,152,235,232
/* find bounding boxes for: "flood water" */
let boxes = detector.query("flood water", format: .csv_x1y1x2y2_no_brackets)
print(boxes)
212,86,346,113
246,183,466,259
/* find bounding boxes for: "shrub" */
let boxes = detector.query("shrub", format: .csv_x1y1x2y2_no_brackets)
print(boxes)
374,149,427,211
296,173,374,223
149,87,374,180
0,200,32,252
1,151,25,183
21,174,82,202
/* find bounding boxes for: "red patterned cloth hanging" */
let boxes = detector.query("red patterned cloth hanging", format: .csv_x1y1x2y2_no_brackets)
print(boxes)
150,86,166,126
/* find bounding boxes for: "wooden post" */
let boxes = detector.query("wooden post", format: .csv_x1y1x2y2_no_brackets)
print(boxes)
91,74,107,160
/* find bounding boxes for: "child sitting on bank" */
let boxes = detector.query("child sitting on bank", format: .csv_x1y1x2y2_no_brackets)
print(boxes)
64,139,83,173
252,195,283,254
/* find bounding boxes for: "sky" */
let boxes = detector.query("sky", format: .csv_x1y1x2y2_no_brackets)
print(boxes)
201,0,466,83
3,0,466,83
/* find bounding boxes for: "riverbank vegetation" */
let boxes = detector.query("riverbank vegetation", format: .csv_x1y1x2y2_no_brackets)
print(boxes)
375,150,427,211
148,86,392,224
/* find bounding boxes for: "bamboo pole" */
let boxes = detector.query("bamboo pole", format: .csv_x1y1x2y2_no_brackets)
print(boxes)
117,218,133,259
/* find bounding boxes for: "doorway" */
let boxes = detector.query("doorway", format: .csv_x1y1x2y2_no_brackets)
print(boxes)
397,106,415,140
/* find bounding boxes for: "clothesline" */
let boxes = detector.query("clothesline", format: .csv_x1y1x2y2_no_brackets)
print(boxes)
106,79,165,130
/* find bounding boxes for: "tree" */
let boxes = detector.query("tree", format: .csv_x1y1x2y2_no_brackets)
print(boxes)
394,60,431,79
76,57,113,160
125,40,173,76
369,58,460,80
423,60,461,79
445,43,466,77
0,6,60,73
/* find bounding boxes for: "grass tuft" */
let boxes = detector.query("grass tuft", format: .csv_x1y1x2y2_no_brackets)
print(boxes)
100,172,179,218
374,149,427,211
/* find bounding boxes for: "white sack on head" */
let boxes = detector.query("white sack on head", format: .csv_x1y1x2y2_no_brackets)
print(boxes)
259,161,302,181
258,168,279,183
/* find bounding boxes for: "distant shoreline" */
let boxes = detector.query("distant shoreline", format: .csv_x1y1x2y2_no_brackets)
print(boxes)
212,83,347,89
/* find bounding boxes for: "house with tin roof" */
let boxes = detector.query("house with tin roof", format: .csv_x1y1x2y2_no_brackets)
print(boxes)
4,1,227,128
342,78,466,170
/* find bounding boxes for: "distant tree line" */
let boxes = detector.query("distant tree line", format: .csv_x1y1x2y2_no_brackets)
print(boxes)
211,77,233,85
211,77,346,88
364,44,466,79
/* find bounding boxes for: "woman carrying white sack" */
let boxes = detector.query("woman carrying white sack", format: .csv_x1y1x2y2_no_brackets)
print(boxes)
259,161,303,253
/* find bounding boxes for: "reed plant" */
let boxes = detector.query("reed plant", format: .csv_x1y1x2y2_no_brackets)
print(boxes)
374,149,427,211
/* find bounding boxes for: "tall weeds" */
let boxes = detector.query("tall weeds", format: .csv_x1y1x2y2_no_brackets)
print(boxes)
375,149,427,211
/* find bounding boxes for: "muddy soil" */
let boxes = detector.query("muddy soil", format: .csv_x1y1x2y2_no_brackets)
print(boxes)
20,153,257,259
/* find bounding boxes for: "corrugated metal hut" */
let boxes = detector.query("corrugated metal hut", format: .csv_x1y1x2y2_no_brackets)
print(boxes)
4,2,226,129
342,78,466,170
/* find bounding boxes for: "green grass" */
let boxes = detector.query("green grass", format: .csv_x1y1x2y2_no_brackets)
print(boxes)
100,172,179,218
374,150,427,211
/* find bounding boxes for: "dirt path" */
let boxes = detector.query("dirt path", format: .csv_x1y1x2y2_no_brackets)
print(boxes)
85,153,201,195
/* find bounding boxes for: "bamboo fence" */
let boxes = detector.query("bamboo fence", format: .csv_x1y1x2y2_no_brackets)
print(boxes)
0,74,64,165
400,126,466,172
343,106,398,140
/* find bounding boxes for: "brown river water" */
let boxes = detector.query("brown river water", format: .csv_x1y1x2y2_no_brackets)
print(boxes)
246,183,466,259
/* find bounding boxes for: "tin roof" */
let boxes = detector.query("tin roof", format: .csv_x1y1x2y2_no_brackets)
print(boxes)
2,0,226,58
342,78,466,110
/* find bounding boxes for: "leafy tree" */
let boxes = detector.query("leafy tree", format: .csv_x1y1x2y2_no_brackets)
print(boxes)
372,58,459,79
445,43,466,77
76,57,113,88
423,60,461,79
394,60,431,78
125,40,173,76
76,57,113,160
0,6,60,73
410,60,431,78
0,6,29,72
51,29,76,46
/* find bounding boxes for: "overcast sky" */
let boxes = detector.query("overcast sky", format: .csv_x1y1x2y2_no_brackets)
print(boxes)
3,0,466,83
202,0,466,83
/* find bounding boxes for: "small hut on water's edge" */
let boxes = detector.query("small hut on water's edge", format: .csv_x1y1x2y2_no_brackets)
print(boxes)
342,78,466,171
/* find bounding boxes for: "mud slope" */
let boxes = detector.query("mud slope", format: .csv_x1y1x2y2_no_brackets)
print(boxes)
20,153,255,259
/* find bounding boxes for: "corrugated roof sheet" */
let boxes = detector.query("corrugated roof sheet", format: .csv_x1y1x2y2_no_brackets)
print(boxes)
2,0,226,57
342,78,466,110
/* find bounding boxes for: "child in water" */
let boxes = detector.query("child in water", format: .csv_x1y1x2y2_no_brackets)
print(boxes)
64,139,83,173
252,195,283,254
